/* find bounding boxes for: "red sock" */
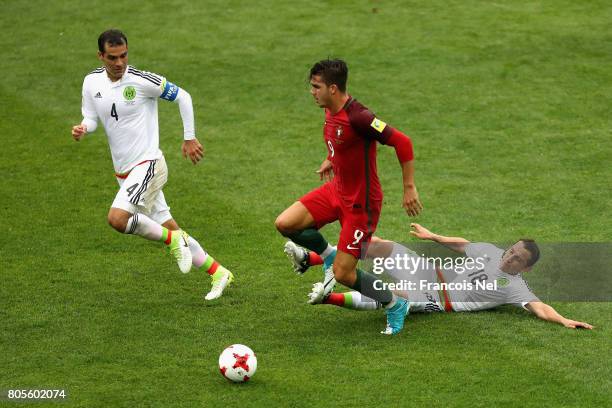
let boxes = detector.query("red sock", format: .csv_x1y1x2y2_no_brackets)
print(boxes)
323,293,345,306
206,260,220,276
308,252,323,266
164,229,173,245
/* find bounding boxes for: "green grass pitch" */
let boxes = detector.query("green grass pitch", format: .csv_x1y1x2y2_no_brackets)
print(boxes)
1,0,611,406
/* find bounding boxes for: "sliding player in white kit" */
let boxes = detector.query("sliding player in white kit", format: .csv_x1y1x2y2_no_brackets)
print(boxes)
71,29,232,300
285,223,592,330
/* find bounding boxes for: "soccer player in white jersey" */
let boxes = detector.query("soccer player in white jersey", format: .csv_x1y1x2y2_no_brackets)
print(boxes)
71,29,232,300
285,224,593,331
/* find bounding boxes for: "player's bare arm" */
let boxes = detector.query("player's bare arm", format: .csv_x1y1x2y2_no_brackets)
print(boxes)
182,138,204,165
316,159,333,182
410,223,469,254
400,160,422,216
381,125,422,216
526,301,593,329
71,124,87,141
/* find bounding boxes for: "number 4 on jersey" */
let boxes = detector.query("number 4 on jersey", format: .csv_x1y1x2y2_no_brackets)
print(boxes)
111,103,119,121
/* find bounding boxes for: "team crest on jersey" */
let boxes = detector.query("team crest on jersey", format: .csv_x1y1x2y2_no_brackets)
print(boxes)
496,277,510,288
123,86,136,101
333,126,345,144
370,118,387,133
336,126,343,138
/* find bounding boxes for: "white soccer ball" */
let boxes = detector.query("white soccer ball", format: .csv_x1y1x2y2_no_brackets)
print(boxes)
219,344,257,382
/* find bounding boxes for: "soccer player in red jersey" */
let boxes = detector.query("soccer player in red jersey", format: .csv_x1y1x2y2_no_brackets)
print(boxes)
275,59,423,334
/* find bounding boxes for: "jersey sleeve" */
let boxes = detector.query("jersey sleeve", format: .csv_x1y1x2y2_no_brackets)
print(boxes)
507,280,540,310
134,69,194,139
137,70,180,101
81,77,98,132
159,78,180,101
465,242,502,260
348,108,394,144
386,129,414,162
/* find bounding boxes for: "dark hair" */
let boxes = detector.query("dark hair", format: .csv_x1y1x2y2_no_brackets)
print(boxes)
518,238,540,266
309,59,348,92
98,29,128,53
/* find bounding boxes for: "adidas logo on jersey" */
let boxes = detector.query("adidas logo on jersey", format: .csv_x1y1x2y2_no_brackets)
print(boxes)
94,92,102,98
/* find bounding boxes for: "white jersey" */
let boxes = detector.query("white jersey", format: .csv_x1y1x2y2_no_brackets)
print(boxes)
81,66,188,174
382,243,539,313
446,243,539,312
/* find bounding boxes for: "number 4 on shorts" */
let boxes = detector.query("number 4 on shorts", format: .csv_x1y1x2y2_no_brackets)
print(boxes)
126,183,139,197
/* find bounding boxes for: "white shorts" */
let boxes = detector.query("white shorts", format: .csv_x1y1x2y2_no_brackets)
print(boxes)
111,156,172,225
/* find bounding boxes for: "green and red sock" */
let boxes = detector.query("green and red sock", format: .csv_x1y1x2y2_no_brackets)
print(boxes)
323,291,381,311
202,255,221,276
160,228,173,245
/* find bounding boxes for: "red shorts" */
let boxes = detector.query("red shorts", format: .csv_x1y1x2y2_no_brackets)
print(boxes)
299,182,382,258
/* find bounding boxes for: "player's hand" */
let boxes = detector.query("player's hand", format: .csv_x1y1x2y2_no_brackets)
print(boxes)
562,319,594,329
182,138,204,165
410,223,434,240
316,159,334,182
403,185,423,216
71,124,87,141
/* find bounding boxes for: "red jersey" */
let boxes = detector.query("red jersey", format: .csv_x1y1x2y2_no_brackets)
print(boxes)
324,97,394,209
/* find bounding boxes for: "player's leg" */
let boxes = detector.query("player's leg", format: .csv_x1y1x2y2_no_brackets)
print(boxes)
303,237,405,312
111,158,192,273
283,241,325,275
275,185,338,271
108,206,192,273
309,290,382,310
285,235,393,276
331,250,396,302
150,191,233,300
274,201,316,234
161,218,180,231
284,235,392,275
275,201,334,260
107,207,132,233
161,219,234,300
335,250,409,335
307,248,391,304
314,203,409,334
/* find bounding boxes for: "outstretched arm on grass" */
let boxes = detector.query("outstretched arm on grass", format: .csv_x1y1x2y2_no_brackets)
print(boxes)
526,301,593,329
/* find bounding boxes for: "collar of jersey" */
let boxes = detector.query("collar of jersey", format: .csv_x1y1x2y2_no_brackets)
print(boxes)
497,267,520,278
105,66,130,87
327,95,354,117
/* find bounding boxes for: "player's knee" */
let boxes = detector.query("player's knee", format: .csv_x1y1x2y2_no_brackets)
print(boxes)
107,211,129,232
274,214,295,236
333,264,354,285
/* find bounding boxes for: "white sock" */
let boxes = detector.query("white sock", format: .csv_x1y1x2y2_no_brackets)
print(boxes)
187,236,208,268
125,213,162,241
320,244,335,259
348,291,382,311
